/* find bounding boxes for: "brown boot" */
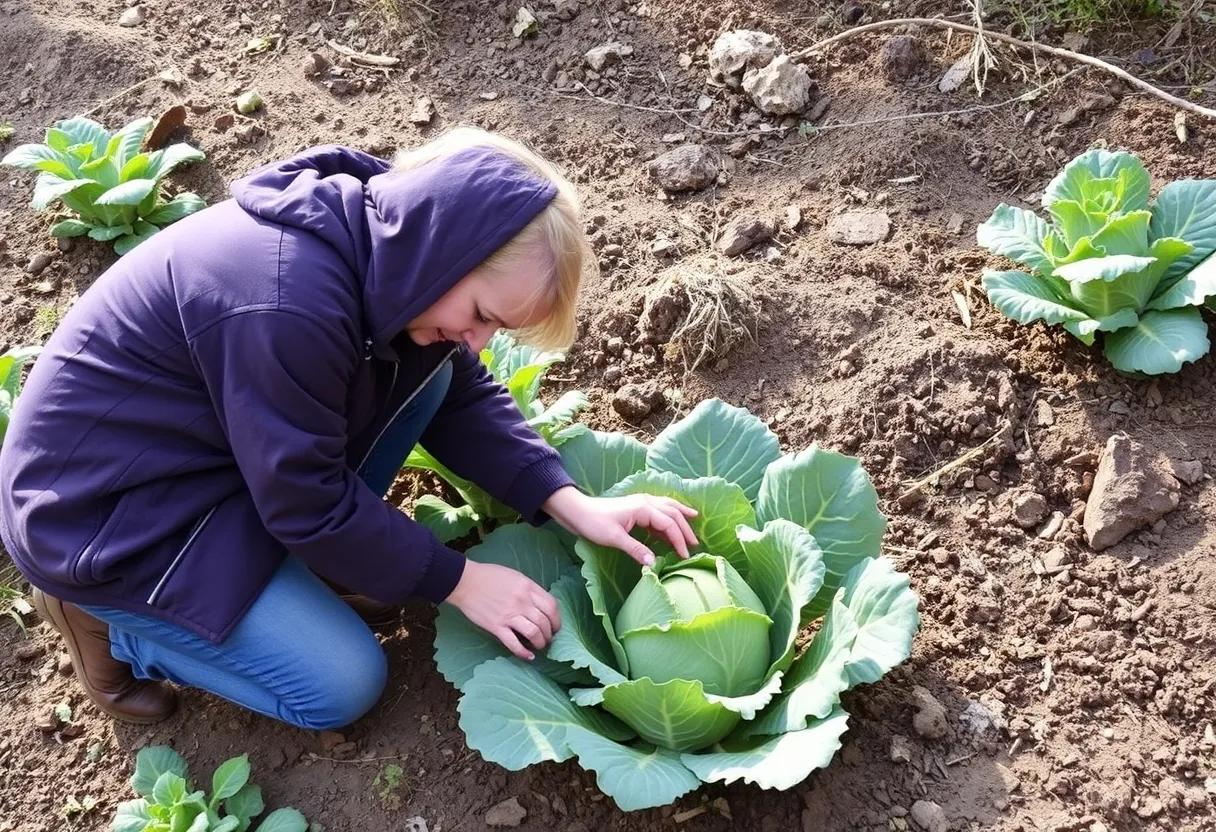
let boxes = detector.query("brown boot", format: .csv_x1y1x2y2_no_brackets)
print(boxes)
318,576,400,630
31,589,177,724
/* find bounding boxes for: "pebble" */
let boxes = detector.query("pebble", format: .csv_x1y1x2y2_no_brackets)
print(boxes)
25,253,53,275
118,5,145,26
827,211,891,245
717,215,776,256
911,686,948,739
409,96,436,125
485,796,526,827
15,644,42,661
1084,434,1181,550
612,382,665,424
909,800,948,832
1075,614,1098,631
318,730,346,751
889,734,913,763
1170,458,1203,486
584,41,633,71
1012,491,1049,529
648,144,719,193
57,653,73,675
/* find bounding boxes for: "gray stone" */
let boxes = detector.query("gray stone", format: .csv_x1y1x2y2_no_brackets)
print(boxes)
881,35,929,82
25,253,53,275
409,96,435,125
911,686,948,740
1012,491,1048,529
584,41,633,71
118,5,145,26
910,800,948,832
1083,434,1180,550
742,54,813,115
717,215,776,256
485,797,527,827
827,211,891,245
648,144,718,193
708,29,783,89
612,382,665,424
1170,458,1204,486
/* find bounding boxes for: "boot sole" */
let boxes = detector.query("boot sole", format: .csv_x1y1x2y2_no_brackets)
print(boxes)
31,590,175,725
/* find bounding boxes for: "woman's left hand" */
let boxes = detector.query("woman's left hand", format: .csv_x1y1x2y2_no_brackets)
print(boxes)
543,485,699,567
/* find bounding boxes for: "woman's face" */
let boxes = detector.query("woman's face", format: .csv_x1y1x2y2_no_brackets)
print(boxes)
405,257,553,353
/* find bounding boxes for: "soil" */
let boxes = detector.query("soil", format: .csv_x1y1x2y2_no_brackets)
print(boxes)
2,0,1215,830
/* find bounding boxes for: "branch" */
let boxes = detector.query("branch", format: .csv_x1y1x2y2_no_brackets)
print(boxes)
326,39,401,67
790,17,1216,120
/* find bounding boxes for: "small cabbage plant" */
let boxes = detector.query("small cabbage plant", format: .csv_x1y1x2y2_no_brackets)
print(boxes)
1,115,205,255
435,399,920,811
978,148,1216,374
406,331,587,541
0,345,40,446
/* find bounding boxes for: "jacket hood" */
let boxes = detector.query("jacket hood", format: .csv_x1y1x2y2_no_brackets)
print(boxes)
230,144,558,359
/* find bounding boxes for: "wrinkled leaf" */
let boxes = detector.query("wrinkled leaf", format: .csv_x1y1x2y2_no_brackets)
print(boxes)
1102,307,1210,375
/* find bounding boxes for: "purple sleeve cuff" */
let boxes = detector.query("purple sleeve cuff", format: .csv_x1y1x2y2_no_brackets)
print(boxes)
508,454,576,525
412,538,468,603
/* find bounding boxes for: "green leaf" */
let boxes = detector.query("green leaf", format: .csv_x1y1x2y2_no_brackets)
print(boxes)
255,808,308,832
1046,199,1108,249
1,142,66,172
839,556,920,686
1089,210,1152,256
144,143,205,180
1074,308,1140,335
601,676,740,751
1102,307,1210,375
528,389,588,441
413,494,478,543
681,707,850,789
1150,251,1216,310
736,520,825,667
211,817,240,832
618,605,773,698
755,447,886,617
133,747,189,799
1043,149,1150,213
32,175,96,211
646,398,782,501
981,269,1087,326
976,203,1057,272
89,224,133,242
55,117,110,158
557,429,647,496
1150,180,1216,281
45,128,72,152
563,726,701,811
434,525,584,690
184,812,209,832
113,220,161,256
546,573,628,685
744,597,856,737
113,799,153,832
209,755,250,803
573,539,637,673
151,772,186,807
604,471,756,573
50,218,92,237
114,117,154,168
458,657,632,769
96,178,158,207
1054,254,1157,283
223,783,264,825
144,192,206,225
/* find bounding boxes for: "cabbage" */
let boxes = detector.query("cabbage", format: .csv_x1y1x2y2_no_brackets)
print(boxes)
978,148,1216,374
433,398,920,810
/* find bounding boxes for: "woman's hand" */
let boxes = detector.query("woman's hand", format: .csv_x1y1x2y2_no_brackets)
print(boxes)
543,486,699,566
444,560,560,661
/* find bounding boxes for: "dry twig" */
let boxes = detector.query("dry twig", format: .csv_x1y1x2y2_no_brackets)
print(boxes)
790,17,1216,119
326,39,401,67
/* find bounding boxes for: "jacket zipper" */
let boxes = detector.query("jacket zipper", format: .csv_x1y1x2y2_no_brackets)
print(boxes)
147,504,218,605
355,346,456,472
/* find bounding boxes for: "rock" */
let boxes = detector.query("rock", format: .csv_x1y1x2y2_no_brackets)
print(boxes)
15,643,42,661
648,144,719,193
60,722,85,739
937,54,971,93
881,35,929,81
910,800,948,832
708,30,783,88
742,54,813,115
553,0,579,20
1012,491,1048,529
717,215,776,256
409,96,436,125
118,5,145,26
1035,399,1055,426
25,253,53,275
1041,547,1071,574
827,211,891,245
57,653,73,675
302,52,330,78
911,686,948,739
889,734,913,763
318,730,346,751
1170,458,1203,485
35,710,61,733
584,41,632,71
784,205,802,229
1083,434,1180,550
612,382,665,424
485,797,527,827
638,280,687,344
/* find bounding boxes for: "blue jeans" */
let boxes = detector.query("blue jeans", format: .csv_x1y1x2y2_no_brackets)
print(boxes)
83,361,453,730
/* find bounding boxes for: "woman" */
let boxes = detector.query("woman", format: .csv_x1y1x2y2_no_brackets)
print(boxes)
0,128,697,730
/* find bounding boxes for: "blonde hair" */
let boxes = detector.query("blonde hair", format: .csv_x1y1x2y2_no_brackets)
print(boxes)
392,127,589,350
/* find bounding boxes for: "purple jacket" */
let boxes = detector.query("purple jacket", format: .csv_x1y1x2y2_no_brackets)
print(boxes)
0,145,575,642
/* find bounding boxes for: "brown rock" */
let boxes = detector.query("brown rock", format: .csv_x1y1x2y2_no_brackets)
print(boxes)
1012,491,1049,529
827,211,890,245
717,215,776,256
1083,434,1180,550
485,797,527,827
648,145,719,193
1169,458,1203,486
910,800,948,832
911,686,948,739
881,35,929,81
612,382,665,424
318,730,346,751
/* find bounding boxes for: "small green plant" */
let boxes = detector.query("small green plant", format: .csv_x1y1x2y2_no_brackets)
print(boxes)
372,763,407,810
0,345,41,446
2,561,33,630
112,746,307,832
437,399,919,811
0,122,13,143
33,305,60,341
1,115,206,255
405,331,588,542
978,148,1216,375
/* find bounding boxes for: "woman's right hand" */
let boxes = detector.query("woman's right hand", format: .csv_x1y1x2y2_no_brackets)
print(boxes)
444,560,561,661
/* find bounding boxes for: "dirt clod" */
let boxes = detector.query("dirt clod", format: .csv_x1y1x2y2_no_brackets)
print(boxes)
24,253,52,275
881,36,929,82
909,800,948,832
485,796,527,827
827,211,890,245
648,144,719,193
1083,434,1181,550
1012,491,1049,529
708,29,783,88
911,686,948,740
612,381,665,424
717,215,776,256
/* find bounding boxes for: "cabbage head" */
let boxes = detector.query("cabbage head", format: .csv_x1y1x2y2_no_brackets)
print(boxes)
433,399,920,810
978,148,1216,375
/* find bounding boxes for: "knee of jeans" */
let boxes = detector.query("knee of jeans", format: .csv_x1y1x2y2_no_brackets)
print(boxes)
287,636,388,731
